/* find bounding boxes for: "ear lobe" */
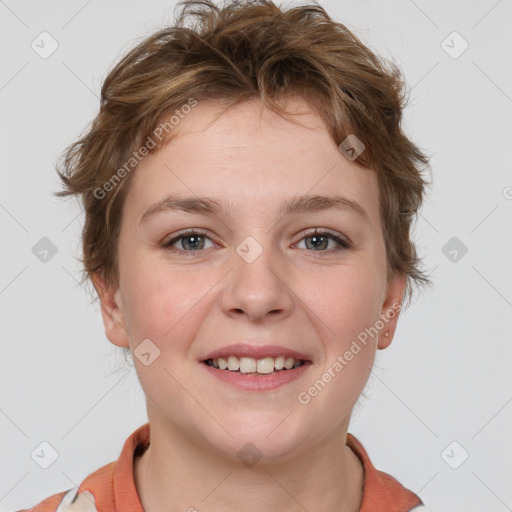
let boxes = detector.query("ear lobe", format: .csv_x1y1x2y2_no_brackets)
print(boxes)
92,272,130,349
377,273,407,350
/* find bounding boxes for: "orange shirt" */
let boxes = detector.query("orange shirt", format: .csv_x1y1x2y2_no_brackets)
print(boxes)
19,423,424,511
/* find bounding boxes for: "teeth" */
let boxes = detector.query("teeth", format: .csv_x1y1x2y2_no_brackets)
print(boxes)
256,357,274,374
240,357,256,373
274,356,285,370
227,356,239,371
205,355,305,374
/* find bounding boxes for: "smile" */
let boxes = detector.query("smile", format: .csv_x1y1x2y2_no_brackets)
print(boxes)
201,358,312,391
205,355,305,375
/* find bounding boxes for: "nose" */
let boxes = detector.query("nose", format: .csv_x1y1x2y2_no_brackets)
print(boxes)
221,236,294,323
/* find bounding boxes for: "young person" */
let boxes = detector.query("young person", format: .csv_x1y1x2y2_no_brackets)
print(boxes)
20,1,431,510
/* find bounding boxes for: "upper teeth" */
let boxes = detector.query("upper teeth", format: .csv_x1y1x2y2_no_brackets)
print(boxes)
207,356,304,374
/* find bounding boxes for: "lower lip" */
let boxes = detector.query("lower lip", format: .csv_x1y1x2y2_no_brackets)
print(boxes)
201,361,312,391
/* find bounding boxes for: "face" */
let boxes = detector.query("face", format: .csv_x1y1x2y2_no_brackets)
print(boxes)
94,96,406,462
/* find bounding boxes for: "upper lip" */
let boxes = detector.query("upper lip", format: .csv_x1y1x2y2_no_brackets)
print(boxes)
201,343,312,362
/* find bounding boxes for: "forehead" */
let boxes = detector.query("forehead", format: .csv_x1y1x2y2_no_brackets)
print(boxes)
165,96,335,155
124,97,380,226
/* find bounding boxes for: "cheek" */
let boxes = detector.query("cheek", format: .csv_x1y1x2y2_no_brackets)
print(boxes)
303,264,382,338
302,265,381,392
120,258,211,345
300,270,379,415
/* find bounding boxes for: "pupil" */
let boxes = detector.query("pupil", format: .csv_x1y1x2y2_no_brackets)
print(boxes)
183,235,203,250
307,235,327,250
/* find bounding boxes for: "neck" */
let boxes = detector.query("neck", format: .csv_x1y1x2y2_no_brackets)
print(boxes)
134,416,364,512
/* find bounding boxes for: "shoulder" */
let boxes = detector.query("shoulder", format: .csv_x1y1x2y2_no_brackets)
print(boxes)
16,424,149,512
346,432,424,512
16,488,98,512
16,488,73,512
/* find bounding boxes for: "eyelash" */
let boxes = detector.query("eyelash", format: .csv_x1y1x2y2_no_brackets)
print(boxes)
161,228,352,257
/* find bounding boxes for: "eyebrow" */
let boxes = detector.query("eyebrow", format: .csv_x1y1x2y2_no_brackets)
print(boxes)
139,193,370,225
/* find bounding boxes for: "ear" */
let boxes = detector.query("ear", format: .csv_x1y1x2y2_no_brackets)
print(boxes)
377,273,407,350
92,272,130,349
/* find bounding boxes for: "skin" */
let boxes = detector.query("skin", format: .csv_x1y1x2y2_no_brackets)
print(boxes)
93,96,406,512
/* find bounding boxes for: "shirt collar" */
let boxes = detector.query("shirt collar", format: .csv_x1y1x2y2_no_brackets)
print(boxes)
346,432,424,511
85,423,422,511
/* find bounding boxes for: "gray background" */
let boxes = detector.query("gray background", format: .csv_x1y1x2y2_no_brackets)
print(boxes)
1,0,511,510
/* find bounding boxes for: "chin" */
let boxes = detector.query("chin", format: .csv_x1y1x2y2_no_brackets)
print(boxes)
205,413,306,464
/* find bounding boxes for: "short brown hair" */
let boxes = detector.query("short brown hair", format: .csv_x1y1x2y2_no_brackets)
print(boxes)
55,0,432,308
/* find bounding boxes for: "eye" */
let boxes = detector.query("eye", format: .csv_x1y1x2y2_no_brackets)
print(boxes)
161,228,352,256
296,229,352,252
161,230,216,256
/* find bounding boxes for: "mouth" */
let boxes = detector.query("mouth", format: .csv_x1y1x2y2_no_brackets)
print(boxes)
202,355,308,376
200,353,313,391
